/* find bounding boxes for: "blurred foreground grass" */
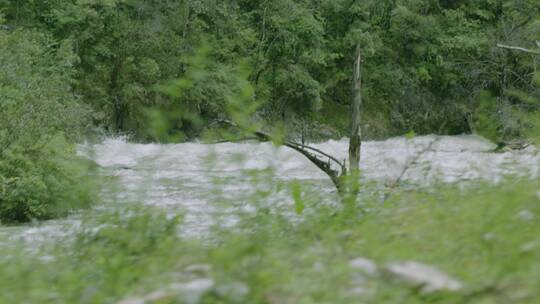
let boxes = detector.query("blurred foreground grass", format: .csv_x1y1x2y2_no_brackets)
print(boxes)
1,179,539,304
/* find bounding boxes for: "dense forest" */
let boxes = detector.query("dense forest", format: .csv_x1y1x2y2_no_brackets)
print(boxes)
2,0,540,140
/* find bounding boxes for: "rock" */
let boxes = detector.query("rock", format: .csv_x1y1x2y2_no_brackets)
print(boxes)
313,261,325,272
483,233,497,242
39,255,55,263
169,278,215,291
117,278,214,304
117,297,145,304
145,290,171,303
168,278,215,304
348,285,370,296
184,264,212,275
215,281,250,301
517,210,534,221
347,258,378,297
520,241,538,253
383,261,463,293
348,274,376,297
349,257,378,275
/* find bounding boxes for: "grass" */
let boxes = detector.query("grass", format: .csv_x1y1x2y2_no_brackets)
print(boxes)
0,179,539,303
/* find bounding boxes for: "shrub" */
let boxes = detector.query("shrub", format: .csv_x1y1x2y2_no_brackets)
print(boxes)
0,137,98,223
0,26,96,223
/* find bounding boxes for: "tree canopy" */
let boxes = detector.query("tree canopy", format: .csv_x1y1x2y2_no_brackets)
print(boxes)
2,0,539,141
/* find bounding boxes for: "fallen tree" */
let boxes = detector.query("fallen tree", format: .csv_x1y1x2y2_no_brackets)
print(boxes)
217,47,364,198
215,118,347,191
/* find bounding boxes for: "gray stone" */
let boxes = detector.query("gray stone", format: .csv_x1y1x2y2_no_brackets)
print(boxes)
517,210,534,221
520,241,538,253
118,278,215,304
348,286,370,296
482,233,497,242
384,261,463,293
145,290,170,303
117,297,145,304
184,264,212,275
349,257,378,275
348,274,376,297
168,278,215,304
313,261,325,272
215,281,250,301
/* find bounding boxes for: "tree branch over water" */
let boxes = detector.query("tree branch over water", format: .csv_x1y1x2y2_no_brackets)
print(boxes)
214,47,364,197
213,119,347,191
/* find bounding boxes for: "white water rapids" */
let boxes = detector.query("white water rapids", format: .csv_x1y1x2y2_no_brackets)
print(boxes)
1,135,539,248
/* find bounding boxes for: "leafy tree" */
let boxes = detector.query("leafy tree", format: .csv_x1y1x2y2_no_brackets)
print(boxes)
2,0,539,141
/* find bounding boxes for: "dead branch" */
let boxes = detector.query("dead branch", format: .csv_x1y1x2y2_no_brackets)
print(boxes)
292,143,345,170
496,43,540,55
349,46,363,172
212,119,346,190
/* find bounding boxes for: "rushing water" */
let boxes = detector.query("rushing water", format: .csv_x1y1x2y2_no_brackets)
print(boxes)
1,135,539,248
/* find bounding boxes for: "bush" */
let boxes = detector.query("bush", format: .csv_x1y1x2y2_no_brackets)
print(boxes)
0,26,96,223
0,137,98,223
2,180,540,303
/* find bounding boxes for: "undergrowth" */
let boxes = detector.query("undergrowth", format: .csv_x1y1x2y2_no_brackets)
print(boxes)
0,180,539,303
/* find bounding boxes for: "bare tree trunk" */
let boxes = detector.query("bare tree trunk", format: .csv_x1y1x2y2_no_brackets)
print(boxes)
349,46,362,172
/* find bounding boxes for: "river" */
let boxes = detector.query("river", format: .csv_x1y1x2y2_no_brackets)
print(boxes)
1,135,539,250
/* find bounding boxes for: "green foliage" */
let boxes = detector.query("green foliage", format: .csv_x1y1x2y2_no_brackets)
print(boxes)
0,137,97,223
2,180,540,302
473,92,502,142
0,29,87,149
67,210,185,300
155,46,263,141
506,71,540,142
0,28,96,223
290,181,305,215
3,0,539,140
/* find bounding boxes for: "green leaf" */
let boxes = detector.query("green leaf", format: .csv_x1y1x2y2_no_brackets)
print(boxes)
405,130,416,140
291,181,304,215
